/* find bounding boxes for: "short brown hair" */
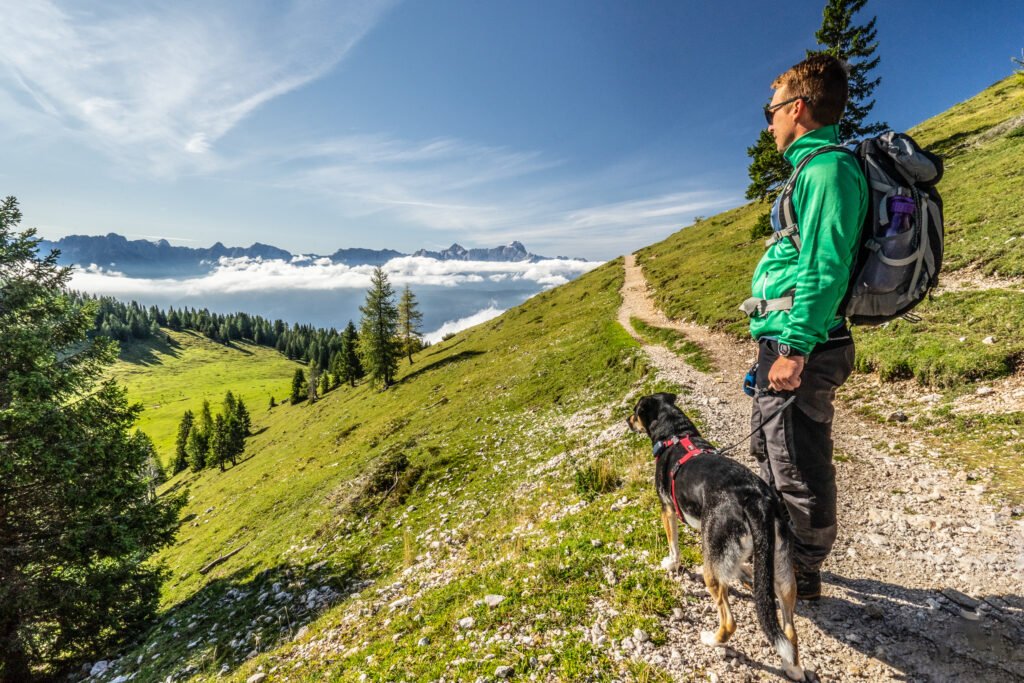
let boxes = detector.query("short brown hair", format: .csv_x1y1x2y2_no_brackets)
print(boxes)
772,54,849,126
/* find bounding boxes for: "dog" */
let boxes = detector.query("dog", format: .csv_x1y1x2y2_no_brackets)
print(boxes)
628,392,804,681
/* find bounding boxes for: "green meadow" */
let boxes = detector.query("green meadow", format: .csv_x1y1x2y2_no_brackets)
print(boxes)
108,330,302,465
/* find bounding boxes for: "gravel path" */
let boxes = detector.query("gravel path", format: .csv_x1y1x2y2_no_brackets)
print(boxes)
616,254,1024,683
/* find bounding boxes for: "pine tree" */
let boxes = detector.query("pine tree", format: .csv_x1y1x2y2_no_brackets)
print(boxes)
0,196,185,679
172,409,194,475
209,413,229,471
319,370,330,396
339,321,363,387
359,266,400,388
808,0,887,143
397,285,424,364
290,368,307,404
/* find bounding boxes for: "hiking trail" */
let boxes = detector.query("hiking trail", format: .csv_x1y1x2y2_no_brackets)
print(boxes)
615,254,1024,683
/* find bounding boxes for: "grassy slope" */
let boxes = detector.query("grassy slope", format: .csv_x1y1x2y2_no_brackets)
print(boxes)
108,330,302,466
102,260,707,683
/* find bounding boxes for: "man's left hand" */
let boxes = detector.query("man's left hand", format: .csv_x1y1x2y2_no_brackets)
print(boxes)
768,355,805,392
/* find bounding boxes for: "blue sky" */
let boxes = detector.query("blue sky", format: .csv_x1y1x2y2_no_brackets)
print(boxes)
2,1,1022,260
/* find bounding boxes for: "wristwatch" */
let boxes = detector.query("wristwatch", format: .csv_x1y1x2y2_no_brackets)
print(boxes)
778,342,804,358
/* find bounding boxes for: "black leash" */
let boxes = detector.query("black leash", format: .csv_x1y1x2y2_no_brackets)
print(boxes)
716,394,796,456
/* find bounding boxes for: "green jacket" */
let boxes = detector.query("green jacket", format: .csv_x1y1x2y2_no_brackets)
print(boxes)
749,125,868,354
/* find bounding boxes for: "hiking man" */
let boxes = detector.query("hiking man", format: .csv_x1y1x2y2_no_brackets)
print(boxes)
743,54,868,600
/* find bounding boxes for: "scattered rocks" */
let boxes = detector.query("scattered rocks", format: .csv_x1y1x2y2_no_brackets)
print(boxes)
246,674,267,683
484,594,506,608
457,616,475,629
982,336,996,344
495,664,514,678
887,410,909,423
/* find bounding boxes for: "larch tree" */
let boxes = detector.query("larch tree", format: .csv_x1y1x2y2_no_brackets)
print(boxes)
0,196,185,680
397,284,424,364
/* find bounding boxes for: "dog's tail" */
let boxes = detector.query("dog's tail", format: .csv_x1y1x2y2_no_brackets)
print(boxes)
743,497,797,670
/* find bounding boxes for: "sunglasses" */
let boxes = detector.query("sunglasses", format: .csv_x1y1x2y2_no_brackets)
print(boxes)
763,96,807,125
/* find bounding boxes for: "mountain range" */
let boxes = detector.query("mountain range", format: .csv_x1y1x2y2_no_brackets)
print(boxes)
39,233,575,278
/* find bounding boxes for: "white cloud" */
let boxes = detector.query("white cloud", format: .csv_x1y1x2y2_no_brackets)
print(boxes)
0,0,394,176
423,305,505,345
68,255,602,297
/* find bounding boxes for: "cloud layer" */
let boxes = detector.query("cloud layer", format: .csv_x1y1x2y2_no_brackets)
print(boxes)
423,305,505,344
70,255,601,297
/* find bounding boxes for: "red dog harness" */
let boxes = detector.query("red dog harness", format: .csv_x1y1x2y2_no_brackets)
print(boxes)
652,435,707,521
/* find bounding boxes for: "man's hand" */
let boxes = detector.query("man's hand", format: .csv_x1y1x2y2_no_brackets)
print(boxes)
768,355,805,392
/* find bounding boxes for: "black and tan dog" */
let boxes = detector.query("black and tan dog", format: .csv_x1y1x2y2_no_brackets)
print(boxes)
628,392,804,681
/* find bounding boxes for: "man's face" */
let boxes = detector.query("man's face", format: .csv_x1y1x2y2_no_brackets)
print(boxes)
767,87,799,153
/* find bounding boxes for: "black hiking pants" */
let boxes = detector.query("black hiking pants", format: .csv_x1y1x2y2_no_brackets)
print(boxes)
750,328,855,572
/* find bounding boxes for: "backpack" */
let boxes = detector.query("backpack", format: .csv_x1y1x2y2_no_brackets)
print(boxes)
771,131,944,326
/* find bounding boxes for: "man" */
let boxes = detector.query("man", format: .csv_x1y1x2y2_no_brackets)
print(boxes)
743,54,867,600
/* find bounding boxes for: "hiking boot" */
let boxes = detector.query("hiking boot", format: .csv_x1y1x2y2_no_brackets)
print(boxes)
795,566,821,601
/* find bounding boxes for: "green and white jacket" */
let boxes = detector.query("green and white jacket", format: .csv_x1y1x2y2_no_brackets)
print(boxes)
749,125,868,355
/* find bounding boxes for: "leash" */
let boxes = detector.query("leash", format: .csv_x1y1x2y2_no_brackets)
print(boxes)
716,393,796,456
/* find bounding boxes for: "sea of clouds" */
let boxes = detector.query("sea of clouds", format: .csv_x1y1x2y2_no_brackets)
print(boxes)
71,255,601,338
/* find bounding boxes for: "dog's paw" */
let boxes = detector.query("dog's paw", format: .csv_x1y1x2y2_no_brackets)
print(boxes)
783,663,806,681
660,556,679,571
700,630,724,647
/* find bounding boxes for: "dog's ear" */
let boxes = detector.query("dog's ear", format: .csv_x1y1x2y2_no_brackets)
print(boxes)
654,392,677,405
632,395,661,434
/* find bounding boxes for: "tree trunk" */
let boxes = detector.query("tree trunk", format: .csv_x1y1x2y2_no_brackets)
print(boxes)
0,614,31,683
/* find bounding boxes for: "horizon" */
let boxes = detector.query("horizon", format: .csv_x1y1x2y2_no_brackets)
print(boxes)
4,1,1023,260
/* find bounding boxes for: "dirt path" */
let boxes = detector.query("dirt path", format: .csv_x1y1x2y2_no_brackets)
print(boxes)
617,254,1024,683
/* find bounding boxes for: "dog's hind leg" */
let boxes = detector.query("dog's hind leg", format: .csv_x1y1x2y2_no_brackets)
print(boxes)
774,533,804,680
700,562,736,646
660,505,680,571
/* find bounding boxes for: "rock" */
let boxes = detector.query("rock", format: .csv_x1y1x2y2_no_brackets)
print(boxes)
458,616,475,629
887,410,909,423
672,607,684,621
417,637,430,647
633,628,650,643
864,603,884,619
495,664,514,678
708,673,720,683
89,661,110,677
246,674,268,683
982,336,996,345
975,386,995,396
389,596,412,611
591,539,603,548
539,654,554,664
484,594,506,608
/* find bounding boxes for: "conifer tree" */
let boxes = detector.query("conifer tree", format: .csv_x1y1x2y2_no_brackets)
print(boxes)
308,364,320,403
808,0,887,143
319,370,330,396
209,413,229,471
290,368,307,404
172,409,194,475
746,0,885,238
0,196,185,679
339,320,363,387
359,266,400,388
397,285,424,364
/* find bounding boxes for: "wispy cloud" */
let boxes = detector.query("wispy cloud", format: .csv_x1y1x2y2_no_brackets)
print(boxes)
0,0,395,177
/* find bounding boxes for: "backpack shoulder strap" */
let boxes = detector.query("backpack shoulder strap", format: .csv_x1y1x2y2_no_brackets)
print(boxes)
775,144,857,253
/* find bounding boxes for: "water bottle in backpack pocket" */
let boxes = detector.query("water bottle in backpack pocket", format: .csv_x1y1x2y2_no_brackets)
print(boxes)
857,192,918,295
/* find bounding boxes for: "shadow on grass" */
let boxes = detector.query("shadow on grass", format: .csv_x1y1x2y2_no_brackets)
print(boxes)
398,350,484,385
118,333,183,366
96,551,373,682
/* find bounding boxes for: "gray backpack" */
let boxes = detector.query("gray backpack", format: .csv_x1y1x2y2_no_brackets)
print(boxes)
765,132,944,326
